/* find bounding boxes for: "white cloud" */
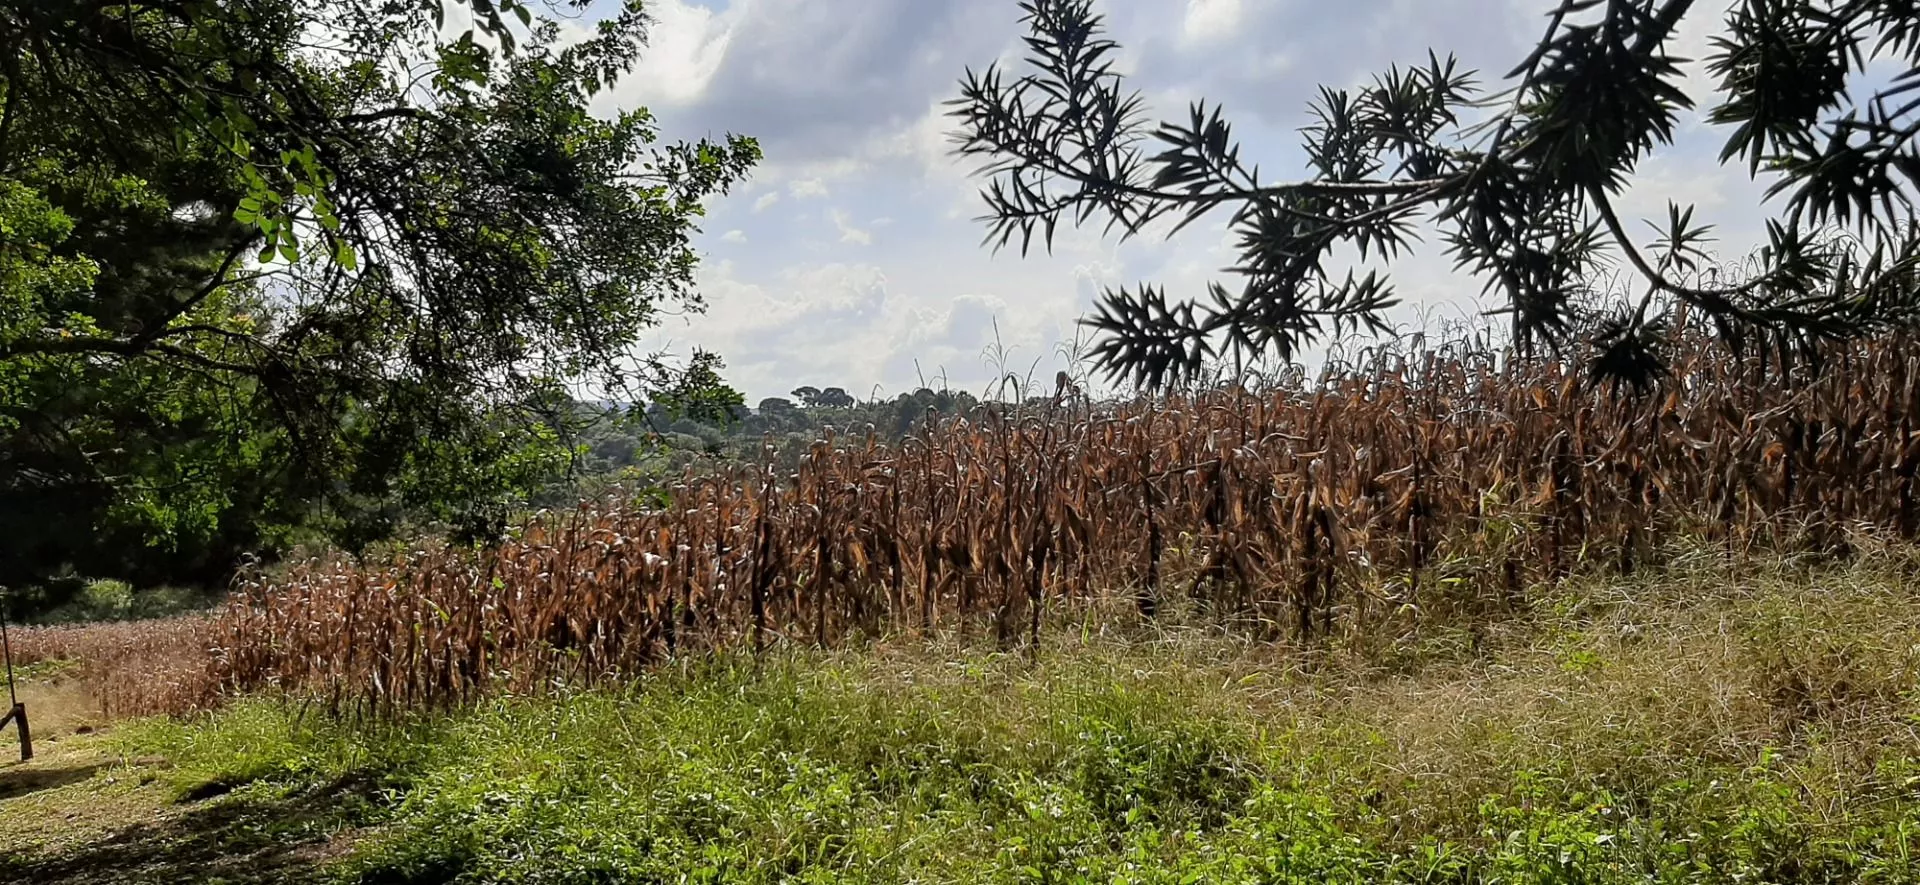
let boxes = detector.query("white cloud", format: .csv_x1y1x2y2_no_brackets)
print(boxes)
617,0,734,106
651,261,900,391
788,177,830,199
831,209,873,245
1180,0,1245,48
751,192,781,212
720,229,748,243
602,0,1010,162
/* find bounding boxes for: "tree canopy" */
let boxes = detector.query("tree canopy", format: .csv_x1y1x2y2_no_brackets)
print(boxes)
0,0,757,585
792,386,857,410
951,0,1920,391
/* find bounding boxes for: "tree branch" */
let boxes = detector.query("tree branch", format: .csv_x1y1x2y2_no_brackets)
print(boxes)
1586,183,1764,315
5,335,262,375
131,241,256,346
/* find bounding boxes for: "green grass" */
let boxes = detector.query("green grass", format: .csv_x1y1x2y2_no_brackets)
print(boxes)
14,549,1920,882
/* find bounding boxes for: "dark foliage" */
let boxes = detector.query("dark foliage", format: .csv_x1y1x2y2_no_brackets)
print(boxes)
0,1,758,585
950,0,1920,390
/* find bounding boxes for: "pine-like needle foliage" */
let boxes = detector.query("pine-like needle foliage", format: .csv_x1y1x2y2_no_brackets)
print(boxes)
949,0,1920,391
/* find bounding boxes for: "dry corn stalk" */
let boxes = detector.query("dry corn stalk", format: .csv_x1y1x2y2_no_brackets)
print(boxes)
149,325,1920,716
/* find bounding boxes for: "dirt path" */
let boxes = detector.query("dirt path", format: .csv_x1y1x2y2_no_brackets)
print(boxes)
0,680,361,885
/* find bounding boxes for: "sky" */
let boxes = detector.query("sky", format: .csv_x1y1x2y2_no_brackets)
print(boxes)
582,0,1784,403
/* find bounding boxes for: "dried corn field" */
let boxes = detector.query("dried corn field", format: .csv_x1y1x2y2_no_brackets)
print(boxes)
153,321,1920,715
10,616,216,718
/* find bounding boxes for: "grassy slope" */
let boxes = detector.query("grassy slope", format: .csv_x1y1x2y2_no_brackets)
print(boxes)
7,550,1920,883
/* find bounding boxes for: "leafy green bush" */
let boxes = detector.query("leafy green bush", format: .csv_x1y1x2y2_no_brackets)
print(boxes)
11,576,221,625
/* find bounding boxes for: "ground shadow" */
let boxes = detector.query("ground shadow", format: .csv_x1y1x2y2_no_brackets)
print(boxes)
0,776,378,885
0,762,109,801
